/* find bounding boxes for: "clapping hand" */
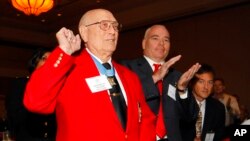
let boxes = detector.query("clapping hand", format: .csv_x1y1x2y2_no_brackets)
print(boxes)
152,55,181,83
177,63,201,91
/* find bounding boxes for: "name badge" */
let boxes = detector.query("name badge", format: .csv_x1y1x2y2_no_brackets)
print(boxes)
85,75,112,93
205,132,215,141
168,84,176,101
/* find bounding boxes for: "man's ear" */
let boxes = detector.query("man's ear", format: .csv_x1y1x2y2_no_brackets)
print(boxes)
79,25,88,42
142,39,146,50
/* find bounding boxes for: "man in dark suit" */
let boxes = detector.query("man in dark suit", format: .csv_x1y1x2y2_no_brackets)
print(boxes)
121,24,201,141
178,64,225,141
5,49,57,141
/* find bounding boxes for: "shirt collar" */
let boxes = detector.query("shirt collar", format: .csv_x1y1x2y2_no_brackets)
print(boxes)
86,48,112,66
196,99,206,105
143,55,164,70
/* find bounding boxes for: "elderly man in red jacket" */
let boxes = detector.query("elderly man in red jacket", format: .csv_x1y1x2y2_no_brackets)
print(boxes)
24,8,156,141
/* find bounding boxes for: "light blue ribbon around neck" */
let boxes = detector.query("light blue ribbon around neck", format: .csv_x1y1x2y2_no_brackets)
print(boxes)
91,55,115,77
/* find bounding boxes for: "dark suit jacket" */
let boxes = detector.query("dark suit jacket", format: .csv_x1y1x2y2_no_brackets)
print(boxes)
5,77,57,141
121,57,182,141
178,92,225,141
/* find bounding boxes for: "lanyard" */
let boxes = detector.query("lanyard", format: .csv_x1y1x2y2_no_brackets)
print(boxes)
91,55,115,77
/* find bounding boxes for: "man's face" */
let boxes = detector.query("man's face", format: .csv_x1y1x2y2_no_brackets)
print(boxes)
36,52,51,69
143,25,170,62
193,72,214,102
83,10,119,56
213,80,225,94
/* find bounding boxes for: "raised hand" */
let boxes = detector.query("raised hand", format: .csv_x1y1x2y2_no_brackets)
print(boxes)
56,27,81,55
177,63,201,91
152,55,181,83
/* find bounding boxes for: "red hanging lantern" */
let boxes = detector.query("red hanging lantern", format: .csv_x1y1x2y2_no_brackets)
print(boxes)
11,0,54,16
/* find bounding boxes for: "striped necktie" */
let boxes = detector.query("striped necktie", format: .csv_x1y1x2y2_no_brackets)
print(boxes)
195,103,202,140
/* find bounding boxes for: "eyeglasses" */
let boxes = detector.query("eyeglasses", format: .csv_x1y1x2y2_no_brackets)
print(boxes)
85,20,122,32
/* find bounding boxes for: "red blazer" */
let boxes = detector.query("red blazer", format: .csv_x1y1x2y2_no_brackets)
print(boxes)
24,47,156,141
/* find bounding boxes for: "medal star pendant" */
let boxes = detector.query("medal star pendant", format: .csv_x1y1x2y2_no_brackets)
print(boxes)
107,77,116,85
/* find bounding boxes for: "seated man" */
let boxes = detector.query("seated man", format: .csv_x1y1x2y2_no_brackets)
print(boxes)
179,64,225,141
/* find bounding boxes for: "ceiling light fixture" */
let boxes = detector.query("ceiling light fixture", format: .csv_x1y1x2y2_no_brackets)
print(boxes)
11,0,54,16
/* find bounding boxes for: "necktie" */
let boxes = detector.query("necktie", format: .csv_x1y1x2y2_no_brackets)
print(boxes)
153,63,167,138
195,103,202,140
153,64,163,94
102,63,127,130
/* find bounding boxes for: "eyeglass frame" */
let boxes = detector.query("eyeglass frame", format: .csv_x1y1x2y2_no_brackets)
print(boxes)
85,20,122,32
